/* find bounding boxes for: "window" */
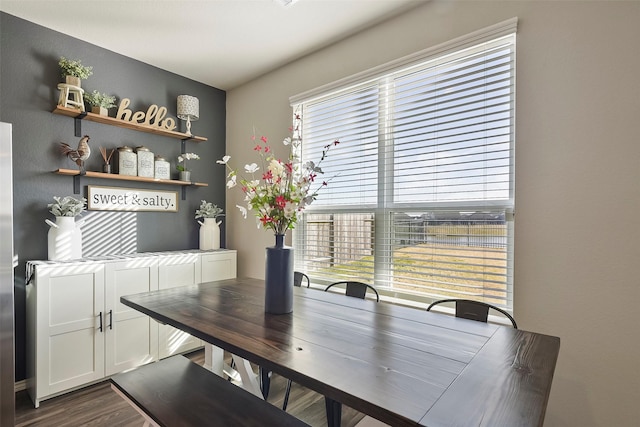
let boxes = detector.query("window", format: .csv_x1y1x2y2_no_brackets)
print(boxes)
292,20,517,310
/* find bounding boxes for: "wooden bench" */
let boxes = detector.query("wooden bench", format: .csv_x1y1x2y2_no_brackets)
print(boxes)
110,355,309,427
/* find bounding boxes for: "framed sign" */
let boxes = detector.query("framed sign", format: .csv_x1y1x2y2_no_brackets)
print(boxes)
88,185,178,212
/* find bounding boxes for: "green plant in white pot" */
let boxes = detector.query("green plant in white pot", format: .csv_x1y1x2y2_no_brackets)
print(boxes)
84,90,117,116
195,200,224,250
45,196,87,260
58,56,93,88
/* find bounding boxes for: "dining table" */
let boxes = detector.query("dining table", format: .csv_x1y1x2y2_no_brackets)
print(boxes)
120,277,560,427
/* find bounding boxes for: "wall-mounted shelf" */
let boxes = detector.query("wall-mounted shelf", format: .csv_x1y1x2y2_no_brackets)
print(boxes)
52,106,207,142
54,168,207,200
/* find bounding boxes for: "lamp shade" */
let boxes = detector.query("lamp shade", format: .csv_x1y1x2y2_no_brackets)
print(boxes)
177,95,199,121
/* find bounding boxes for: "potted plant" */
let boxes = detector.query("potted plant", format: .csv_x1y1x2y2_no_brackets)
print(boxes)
84,90,117,116
45,196,87,260
195,200,224,250
58,56,93,87
176,152,200,181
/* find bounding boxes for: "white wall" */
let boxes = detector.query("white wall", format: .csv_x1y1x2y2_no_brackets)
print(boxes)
227,1,640,426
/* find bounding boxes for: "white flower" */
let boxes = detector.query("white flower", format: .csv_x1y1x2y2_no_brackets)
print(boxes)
226,175,237,189
282,137,292,146
244,163,259,173
216,155,231,164
184,153,200,160
283,201,296,218
268,159,284,177
236,204,247,219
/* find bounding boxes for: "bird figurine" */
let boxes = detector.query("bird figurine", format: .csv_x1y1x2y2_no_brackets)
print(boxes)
60,135,91,173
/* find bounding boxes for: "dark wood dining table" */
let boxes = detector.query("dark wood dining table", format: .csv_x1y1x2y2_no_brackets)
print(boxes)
120,278,560,427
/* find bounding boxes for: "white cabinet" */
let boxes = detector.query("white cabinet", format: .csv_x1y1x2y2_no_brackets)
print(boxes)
157,252,202,358
26,258,159,408
26,262,106,407
26,250,237,407
201,251,237,282
157,250,237,358
104,258,159,376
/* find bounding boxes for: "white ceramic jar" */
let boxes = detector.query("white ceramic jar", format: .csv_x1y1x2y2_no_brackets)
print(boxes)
118,146,137,176
154,155,170,180
46,216,83,260
136,146,154,178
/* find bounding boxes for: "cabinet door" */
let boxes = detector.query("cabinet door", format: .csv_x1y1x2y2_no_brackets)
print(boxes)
34,263,105,399
201,250,237,282
104,258,159,376
157,253,202,358
200,251,237,376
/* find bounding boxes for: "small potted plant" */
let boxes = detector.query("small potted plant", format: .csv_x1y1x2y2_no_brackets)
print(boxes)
58,57,93,88
195,200,224,250
45,196,87,260
177,152,200,181
84,90,117,116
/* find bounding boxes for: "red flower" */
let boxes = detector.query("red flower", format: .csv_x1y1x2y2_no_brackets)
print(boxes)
275,195,286,208
254,144,262,151
260,215,271,226
261,136,268,143
263,170,273,181
264,145,271,153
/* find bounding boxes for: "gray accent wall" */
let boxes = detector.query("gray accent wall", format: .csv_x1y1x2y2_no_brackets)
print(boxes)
1,12,227,381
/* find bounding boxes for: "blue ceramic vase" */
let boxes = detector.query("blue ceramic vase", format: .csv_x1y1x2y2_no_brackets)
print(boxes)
264,234,294,314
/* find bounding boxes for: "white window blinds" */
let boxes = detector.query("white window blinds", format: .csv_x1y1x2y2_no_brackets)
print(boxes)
292,21,516,310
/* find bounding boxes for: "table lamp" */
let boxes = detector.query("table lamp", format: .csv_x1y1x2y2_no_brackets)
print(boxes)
177,95,199,135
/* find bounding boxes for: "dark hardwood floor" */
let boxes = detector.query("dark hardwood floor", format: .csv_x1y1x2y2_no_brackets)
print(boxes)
15,349,366,426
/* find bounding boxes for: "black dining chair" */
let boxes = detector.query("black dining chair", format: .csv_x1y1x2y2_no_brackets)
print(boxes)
282,280,380,413
426,298,518,329
294,271,310,288
324,281,380,302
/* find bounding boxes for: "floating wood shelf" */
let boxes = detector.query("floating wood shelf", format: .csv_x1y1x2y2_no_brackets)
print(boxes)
52,106,207,142
54,169,207,200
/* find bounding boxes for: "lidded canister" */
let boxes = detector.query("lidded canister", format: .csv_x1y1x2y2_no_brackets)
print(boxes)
118,146,137,176
136,146,154,178
154,155,170,180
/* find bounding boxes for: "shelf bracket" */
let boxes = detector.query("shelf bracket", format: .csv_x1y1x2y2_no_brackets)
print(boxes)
74,112,87,137
73,175,81,194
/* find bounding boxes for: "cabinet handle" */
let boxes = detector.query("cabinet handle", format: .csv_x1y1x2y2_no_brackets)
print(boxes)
108,309,113,330
98,311,103,332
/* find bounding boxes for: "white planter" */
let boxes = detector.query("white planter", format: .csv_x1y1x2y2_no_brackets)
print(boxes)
198,218,221,250
46,216,83,260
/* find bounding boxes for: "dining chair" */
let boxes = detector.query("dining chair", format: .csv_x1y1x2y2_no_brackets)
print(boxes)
282,280,380,412
324,281,380,302
294,271,310,288
426,298,518,329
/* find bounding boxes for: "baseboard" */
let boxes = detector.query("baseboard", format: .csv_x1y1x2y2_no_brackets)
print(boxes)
15,379,26,392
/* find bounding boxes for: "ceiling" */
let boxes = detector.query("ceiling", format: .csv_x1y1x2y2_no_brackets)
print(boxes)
1,0,427,90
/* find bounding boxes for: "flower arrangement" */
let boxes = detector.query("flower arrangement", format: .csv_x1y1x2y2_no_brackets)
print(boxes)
217,121,339,235
177,152,200,172
84,90,117,109
195,200,224,219
58,57,93,79
48,196,87,217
